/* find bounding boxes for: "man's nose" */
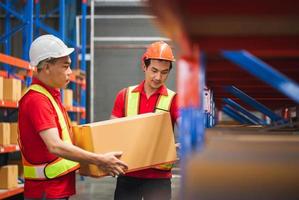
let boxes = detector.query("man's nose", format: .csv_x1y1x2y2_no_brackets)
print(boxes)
154,72,162,80
67,67,72,75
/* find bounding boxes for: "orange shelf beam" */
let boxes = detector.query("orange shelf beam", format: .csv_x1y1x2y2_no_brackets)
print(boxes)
0,53,33,70
0,145,20,154
0,100,18,108
0,185,24,199
0,70,8,78
65,106,86,113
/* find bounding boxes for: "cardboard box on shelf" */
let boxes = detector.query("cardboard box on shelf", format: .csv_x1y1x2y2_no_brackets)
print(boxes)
0,165,18,189
10,123,18,144
73,112,177,177
0,76,3,100
63,89,73,107
0,123,10,146
8,159,23,179
3,78,22,101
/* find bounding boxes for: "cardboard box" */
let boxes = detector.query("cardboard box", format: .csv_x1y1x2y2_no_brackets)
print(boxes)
0,165,18,189
10,123,18,144
63,89,73,107
71,121,78,126
0,122,10,146
8,159,23,179
0,76,3,100
3,78,22,101
73,112,177,177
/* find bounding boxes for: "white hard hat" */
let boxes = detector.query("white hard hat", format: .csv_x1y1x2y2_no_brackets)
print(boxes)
29,34,74,67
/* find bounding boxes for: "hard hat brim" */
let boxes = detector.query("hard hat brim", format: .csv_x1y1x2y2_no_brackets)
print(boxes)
145,56,175,62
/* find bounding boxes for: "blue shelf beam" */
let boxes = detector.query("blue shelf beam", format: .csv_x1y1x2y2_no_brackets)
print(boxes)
222,105,254,125
0,22,27,43
3,0,11,73
35,21,76,47
223,98,266,125
24,0,33,61
178,52,206,158
222,50,299,103
59,0,66,40
0,2,25,22
226,86,284,123
81,0,87,72
34,0,40,37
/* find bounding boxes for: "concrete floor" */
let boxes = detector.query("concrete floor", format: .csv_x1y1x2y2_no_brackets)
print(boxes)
71,175,181,200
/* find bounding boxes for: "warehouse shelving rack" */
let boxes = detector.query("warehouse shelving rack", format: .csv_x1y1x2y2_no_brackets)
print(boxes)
148,0,299,198
0,0,88,198
0,0,88,123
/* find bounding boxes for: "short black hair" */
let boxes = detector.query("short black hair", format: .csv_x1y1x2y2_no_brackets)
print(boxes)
36,57,58,72
144,59,173,70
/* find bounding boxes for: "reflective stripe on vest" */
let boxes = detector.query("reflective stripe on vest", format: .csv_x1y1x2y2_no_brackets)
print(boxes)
22,84,79,180
126,85,175,116
125,85,176,170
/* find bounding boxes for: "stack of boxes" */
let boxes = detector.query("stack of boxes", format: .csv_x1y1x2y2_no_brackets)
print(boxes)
0,123,10,146
0,77,22,147
0,165,18,189
0,77,22,189
2,78,22,102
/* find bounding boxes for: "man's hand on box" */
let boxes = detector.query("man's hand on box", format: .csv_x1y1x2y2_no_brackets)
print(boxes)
98,151,128,177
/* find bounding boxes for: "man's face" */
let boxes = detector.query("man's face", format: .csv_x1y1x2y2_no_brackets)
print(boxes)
46,56,72,89
143,59,171,90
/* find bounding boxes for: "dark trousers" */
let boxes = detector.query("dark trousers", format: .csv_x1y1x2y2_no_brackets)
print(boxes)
114,176,171,200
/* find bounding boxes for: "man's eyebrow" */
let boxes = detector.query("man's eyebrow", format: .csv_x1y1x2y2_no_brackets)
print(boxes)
152,67,169,72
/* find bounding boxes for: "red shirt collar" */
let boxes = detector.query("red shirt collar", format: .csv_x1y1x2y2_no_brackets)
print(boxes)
31,77,61,98
132,80,169,96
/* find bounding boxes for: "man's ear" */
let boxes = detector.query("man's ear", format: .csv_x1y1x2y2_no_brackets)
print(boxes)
43,63,50,74
142,63,146,72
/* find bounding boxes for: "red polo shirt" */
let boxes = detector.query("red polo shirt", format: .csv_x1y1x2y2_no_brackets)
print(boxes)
18,78,75,199
111,81,178,179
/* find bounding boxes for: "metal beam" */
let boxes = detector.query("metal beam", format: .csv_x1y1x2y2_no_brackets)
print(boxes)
222,50,299,103
223,98,266,125
222,105,253,124
225,85,285,123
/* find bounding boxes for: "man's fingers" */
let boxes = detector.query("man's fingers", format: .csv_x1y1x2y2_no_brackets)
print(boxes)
113,151,123,158
112,169,120,176
115,166,126,175
108,171,115,177
118,160,128,170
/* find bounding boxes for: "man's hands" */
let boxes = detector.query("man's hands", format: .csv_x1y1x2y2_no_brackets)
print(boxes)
39,128,128,177
96,151,128,177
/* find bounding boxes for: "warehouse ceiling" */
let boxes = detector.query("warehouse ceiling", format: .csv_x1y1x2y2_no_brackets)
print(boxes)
148,0,299,110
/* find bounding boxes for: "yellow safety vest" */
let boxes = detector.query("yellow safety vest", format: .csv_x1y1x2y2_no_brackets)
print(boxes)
20,84,80,180
125,85,176,170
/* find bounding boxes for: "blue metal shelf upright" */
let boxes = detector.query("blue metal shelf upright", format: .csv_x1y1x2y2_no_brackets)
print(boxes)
0,0,88,124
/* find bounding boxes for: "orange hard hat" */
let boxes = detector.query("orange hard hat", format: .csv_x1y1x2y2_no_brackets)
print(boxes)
142,41,175,62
